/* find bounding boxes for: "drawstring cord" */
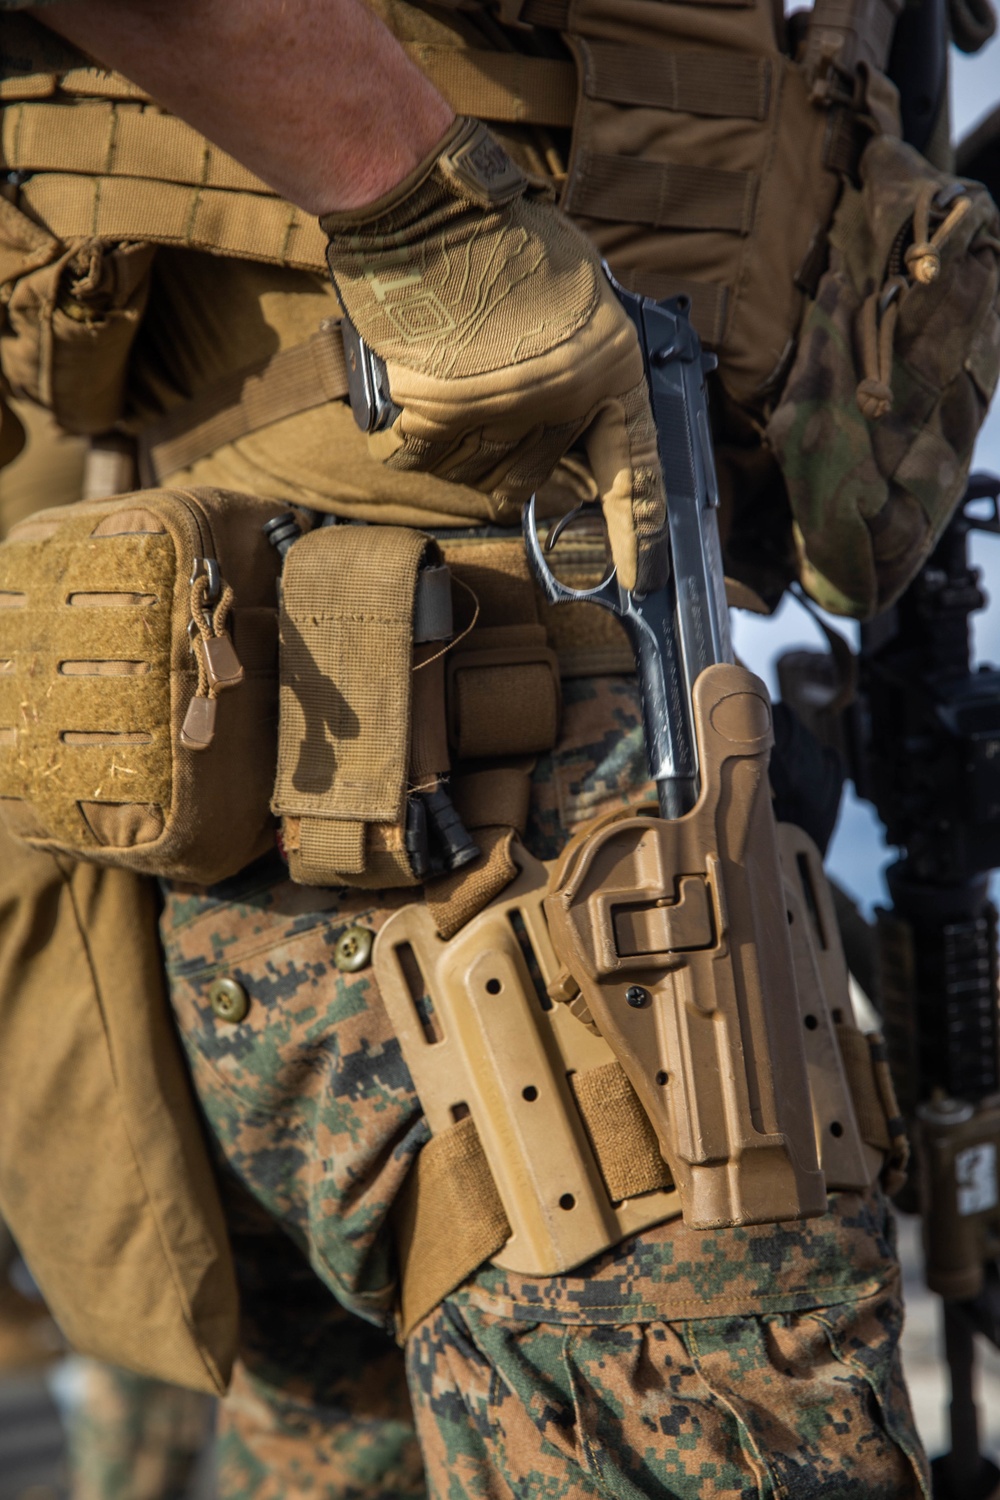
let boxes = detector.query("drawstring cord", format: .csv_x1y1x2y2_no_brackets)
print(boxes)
856,188,972,421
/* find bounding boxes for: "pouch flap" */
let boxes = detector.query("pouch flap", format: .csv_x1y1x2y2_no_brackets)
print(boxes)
273,524,432,826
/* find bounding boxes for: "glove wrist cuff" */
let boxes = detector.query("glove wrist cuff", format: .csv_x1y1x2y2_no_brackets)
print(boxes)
319,118,526,238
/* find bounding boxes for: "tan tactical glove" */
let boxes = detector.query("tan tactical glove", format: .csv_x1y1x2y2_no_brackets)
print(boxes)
322,117,667,592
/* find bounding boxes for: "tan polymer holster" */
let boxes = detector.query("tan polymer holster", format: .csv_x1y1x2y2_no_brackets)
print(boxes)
375,661,889,1325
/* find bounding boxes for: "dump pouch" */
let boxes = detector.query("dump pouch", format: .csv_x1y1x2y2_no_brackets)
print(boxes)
0,821,238,1393
0,487,285,883
768,135,1000,618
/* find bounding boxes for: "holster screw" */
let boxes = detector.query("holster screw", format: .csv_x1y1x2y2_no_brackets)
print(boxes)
625,985,650,1009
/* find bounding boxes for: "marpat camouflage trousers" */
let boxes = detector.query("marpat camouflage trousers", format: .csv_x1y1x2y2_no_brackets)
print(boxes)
161,674,931,1499
67,1362,213,1500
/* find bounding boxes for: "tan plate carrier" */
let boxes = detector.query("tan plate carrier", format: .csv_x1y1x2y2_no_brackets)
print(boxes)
375,671,890,1335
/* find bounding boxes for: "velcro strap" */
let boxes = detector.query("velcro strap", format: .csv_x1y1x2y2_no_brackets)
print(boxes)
395,1114,512,1341
570,1062,673,1202
447,626,561,759
425,825,519,942
395,1059,674,1337
299,817,366,878
452,765,533,836
138,322,349,485
565,151,757,232
581,41,771,120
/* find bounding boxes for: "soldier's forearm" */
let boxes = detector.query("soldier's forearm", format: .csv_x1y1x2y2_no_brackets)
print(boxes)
39,0,455,214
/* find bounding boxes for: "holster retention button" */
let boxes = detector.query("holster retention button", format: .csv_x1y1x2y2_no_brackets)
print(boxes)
335,925,374,972
209,976,250,1024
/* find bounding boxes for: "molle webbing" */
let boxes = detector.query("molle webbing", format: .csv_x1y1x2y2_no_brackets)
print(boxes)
614,271,729,350
2,86,326,268
396,1062,673,1338
402,43,574,126
0,44,577,270
576,44,772,120
565,154,757,234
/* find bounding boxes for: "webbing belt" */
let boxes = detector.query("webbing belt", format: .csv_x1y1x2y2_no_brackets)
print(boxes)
136,322,349,486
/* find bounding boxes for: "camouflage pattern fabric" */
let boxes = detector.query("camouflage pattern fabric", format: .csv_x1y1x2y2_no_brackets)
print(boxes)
67,1362,213,1500
161,672,930,1498
767,135,1000,621
410,1199,925,1499
213,1178,424,1499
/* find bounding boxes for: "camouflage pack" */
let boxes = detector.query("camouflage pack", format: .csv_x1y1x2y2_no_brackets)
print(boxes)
767,135,1000,619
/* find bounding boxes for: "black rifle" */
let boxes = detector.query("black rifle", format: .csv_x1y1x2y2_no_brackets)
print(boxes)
850,477,1000,1500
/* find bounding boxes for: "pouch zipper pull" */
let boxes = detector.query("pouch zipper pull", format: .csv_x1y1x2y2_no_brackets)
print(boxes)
200,632,244,692
183,558,243,751
181,693,218,750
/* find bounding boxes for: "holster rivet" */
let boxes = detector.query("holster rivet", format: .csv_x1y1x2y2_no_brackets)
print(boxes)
625,985,650,1009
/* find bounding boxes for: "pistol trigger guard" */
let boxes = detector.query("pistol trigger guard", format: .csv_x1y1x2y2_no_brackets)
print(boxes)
522,497,621,614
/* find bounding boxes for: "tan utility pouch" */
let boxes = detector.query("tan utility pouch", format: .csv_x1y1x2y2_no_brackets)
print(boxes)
767,135,1000,618
0,487,286,883
0,821,238,1393
273,524,440,888
273,525,561,892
